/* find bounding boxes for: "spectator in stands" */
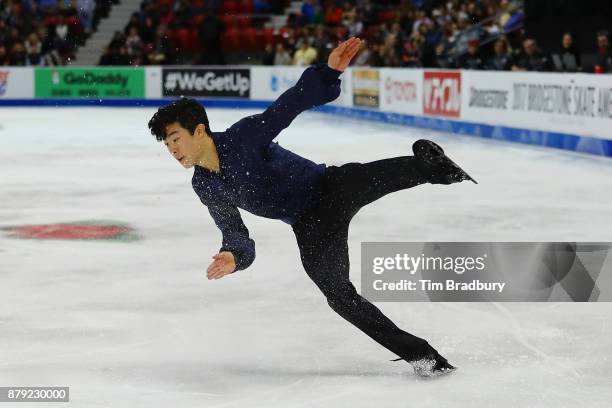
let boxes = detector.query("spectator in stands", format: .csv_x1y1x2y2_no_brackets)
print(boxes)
324,2,343,26
24,32,43,65
254,0,272,14
139,16,156,45
124,13,140,36
512,38,551,71
552,32,581,72
9,41,26,65
125,26,144,65
172,0,192,30
54,14,72,54
594,30,612,73
352,38,372,66
358,0,379,28
273,42,292,65
293,39,317,65
311,24,331,64
301,0,318,25
262,43,275,65
399,31,423,67
487,38,513,70
76,0,96,35
456,38,484,69
147,26,175,65
0,45,8,65
111,29,125,47
343,6,363,38
198,8,225,65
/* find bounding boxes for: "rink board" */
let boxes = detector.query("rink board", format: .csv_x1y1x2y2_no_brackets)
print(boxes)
0,66,610,157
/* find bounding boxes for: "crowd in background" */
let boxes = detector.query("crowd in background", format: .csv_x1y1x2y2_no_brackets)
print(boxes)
259,0,609,73
0,0,116,66
1,0,610,73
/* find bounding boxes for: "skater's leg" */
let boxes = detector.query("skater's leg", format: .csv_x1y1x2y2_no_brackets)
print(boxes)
322,156,427,222
292,220,437,361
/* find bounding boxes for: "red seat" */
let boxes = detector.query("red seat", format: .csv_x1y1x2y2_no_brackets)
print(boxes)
377,10,397,22
220,0,238,15
240,27,259,50
175,28,191,52
260,27,277,47
220,14,236,28
238,0,254,14
189,30,201,51
192,14,205,26
222,27,241,50
44,15,58,27
237,15,251,28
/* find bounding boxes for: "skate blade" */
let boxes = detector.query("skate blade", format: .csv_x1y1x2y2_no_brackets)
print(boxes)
416,366,458,378
445,156,478,184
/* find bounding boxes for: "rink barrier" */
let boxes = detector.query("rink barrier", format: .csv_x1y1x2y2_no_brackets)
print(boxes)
1,97,610,157
1,65,611,157
314,105,612,157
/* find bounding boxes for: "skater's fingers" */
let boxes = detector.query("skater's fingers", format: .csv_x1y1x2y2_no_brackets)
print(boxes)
335,38,351,51
334,37,357,54
210,269,226,280
206,260,223,273
342,38,360,54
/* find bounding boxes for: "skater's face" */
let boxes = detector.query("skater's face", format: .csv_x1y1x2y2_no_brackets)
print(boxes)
164,122,207,169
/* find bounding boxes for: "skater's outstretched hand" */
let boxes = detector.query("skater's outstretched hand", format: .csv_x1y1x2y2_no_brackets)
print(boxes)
206,251,236,280
328,37,362,72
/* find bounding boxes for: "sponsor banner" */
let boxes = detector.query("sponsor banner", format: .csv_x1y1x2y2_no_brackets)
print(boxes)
362,242,612,302
462,70,612,140
379,68,422,115
145,66,162,99
423,70,461,118
35,68,144,98
250,66,304,100
352,68,379,108
162,68,250,98
0,67,34,98
250,66,352,107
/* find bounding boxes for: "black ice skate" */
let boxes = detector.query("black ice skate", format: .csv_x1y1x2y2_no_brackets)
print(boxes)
412,139,477,185
392,352,457,378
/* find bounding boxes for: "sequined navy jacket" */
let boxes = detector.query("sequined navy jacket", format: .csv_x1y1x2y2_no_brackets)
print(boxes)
191,63,342,271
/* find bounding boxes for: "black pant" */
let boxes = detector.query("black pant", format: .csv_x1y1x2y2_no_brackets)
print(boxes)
292,156,437,361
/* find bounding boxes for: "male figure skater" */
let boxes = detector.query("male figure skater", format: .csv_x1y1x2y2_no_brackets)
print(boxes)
148,37,474,377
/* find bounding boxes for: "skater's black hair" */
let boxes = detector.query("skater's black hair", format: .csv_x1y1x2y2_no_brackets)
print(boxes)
148,97,211,142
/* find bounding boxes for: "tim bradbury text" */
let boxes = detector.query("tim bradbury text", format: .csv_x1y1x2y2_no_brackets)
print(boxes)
373,279,506,293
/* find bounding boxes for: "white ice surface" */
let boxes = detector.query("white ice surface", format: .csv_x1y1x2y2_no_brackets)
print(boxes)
1,107,611,408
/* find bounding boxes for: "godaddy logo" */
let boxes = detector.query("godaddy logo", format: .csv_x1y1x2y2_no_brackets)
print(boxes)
62,72,129,88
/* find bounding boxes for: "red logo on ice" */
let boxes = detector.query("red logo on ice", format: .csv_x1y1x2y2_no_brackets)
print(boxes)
423,71,461,118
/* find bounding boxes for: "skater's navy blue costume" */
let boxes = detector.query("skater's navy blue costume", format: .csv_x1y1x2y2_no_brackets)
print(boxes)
192,63,338,270
192,63,440,362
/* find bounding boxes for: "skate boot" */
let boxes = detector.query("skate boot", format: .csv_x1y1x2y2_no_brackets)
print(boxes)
392,351,457,378
412,139,477,185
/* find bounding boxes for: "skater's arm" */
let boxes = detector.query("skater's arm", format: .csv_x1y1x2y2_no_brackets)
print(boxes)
227,63,342,147
207,204,255,274
227,38,361,147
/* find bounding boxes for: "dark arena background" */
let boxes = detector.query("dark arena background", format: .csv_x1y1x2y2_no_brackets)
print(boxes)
1,0,611,407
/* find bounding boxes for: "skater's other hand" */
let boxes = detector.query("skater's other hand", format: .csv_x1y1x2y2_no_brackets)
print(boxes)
328,37,361,72
207,251,236,280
